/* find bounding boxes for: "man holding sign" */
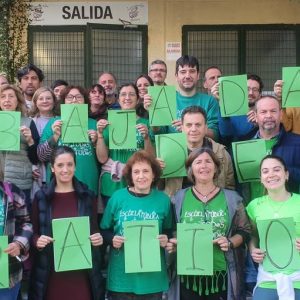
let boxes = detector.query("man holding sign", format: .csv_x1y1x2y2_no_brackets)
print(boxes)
161,105,235,197
212,74,263,147
144,55,219,140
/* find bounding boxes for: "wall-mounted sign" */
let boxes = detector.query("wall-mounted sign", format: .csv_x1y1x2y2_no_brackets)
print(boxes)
166,42,181,61
29,2,148,25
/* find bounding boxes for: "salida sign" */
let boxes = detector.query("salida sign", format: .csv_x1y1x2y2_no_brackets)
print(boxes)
62,6,113,20
30,2,148,25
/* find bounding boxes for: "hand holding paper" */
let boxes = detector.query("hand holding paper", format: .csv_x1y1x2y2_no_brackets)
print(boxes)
112,235,125,249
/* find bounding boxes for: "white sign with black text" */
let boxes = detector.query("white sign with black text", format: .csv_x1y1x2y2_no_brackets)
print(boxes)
29,2,148,25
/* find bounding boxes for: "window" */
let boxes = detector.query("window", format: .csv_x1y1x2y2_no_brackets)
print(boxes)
183,25,300,91
28,24,148,87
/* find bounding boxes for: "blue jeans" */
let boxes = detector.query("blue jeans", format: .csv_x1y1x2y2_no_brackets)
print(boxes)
253,287,300,300
0,282,21,300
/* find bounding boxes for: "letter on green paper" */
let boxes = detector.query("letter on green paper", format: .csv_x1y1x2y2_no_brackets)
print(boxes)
0,236,9,289
108,110,137,149
257,218,300,272
148,86,177,126
232,139,267,183
282,67,300,108
155,133,187,178
61,104,89,143
52,216,92,272
123,220,161,273
219,74,248,117
177,223,213,275
0,111,20,151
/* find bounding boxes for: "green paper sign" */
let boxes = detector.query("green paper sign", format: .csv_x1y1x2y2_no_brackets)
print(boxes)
257,218,300,272
108,110,137,150
0,236,9,289
232,139,267,183
177,223,213,275
219,74,248,117
148,86,177,126
155,133,187,178
282,67,300,108
123,220,161,273
52,216,92,272
0,111,20,151
61,104,89,143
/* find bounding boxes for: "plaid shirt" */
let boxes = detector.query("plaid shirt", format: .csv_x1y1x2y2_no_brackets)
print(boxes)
1,182,32,288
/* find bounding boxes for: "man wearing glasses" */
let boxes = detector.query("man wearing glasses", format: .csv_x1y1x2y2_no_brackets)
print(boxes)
148,59,167,86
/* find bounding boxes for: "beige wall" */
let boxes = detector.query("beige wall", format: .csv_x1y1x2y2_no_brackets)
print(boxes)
34,0,300,84
147,0,300,84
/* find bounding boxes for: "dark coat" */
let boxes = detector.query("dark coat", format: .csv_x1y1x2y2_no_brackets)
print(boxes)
29,178,104,300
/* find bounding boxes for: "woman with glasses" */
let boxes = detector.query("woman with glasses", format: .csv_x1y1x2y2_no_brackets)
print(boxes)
37,85,100,195
88,84,107,121
96,83,155,207
166,148,251,300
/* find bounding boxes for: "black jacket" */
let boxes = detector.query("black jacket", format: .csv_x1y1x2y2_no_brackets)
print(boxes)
29,178,104,300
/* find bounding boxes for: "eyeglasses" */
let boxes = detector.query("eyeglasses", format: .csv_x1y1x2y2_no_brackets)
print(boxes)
65,94,84,101
119,92,137,98
247,87,260,93
150,69,166,73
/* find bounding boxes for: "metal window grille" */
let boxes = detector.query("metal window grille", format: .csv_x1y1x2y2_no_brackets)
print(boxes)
183,25,299,91
92,28,144,85
29,25,147,88
30,30,85,87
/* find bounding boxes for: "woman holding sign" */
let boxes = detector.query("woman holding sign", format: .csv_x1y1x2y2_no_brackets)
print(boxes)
166,147,251,300
97,83,154,207
30,146,104,300
37,85,100,195
30,87,60,196
0,84,39,210
247,155,300,300
100,150,172,300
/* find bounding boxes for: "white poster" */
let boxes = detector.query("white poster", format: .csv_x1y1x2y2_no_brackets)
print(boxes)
29,2,148,25
166,42,182,61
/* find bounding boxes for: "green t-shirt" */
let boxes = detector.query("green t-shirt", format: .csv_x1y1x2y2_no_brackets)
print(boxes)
180,188,229,271
100,188,172,294
168,91,219,138
40,116,100,194
100,117,154,197
0,190,5,235
246,193,300,289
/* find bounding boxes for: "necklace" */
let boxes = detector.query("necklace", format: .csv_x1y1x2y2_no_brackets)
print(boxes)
193,185,218,202
267,195,290,218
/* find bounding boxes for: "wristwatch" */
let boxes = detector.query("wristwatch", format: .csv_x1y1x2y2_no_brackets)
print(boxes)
227,239,234,249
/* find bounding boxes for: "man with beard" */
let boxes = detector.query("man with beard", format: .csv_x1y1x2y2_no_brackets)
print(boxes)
98,71,120,109
212,74,263,147
251,96,300,192
17,64,44,110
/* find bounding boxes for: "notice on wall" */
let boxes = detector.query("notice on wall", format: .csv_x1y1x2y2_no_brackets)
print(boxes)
29,2,148,25
166,42,181,61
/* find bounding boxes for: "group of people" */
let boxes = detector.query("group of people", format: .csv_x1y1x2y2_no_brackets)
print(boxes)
0,54,300,300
